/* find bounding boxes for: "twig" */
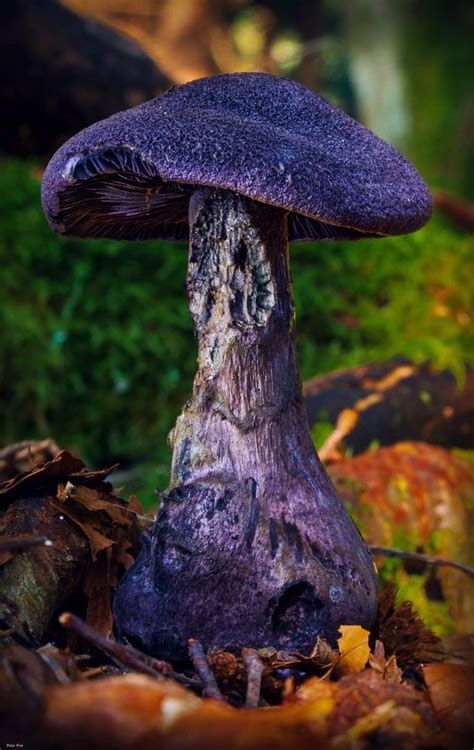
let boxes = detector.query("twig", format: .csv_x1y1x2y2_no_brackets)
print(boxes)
59,612,167,676
59,612,197,689
242,648,264,708
188,639,224,701
81,666,109,679
370,547,474,578
0,535,52,554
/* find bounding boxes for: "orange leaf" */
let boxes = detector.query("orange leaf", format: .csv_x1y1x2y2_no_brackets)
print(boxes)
335,625,370,676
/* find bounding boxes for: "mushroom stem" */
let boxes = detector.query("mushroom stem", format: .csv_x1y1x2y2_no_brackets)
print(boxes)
170,187,303,487
114,188,377,661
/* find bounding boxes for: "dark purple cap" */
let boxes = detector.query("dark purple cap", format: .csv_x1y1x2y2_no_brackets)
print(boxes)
41,72,432,243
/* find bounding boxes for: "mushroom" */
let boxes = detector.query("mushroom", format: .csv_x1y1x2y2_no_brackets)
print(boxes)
41,73,432,661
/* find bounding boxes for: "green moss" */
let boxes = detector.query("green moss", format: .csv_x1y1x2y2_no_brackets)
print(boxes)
378,561,454,636
310,419,334,450
396,570,453,636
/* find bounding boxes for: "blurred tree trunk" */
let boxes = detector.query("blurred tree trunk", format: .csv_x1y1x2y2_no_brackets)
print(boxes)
343,0,409,145
63,0,241,83
297,0,322,92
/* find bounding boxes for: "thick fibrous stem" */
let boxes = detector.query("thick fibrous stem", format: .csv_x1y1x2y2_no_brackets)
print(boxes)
169,188,304,486
114,188,378,661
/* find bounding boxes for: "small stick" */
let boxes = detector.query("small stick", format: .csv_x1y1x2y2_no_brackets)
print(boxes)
81,665,109,679
59,612,197,689
0,535,52,554
188,639,224,701
370,547,474,578
59,612,167,677
242,648,264,708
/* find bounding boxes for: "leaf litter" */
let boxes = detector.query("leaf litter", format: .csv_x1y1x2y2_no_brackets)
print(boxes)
0,442,472,749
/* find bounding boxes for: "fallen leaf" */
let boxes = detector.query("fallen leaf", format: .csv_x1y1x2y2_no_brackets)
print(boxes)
368,639,386,673
374,591,445,668
51,499,114,561
335,625,370,676
0,450,118,506
368,640,402,684
57,483,133,527
423,662,474,737
266,636,337,673
113,528,136,570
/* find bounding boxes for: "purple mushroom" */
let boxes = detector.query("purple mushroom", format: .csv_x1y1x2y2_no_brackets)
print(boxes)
42,73,432,661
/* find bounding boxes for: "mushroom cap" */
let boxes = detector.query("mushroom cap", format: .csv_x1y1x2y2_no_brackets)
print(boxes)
42,72,432,243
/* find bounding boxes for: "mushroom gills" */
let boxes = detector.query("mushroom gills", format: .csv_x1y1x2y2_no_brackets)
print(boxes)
58,146,379,243
288,212,379,242
59,147,191,241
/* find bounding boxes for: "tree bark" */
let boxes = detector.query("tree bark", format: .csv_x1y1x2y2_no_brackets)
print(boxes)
114,189,377,661
0,497,89,643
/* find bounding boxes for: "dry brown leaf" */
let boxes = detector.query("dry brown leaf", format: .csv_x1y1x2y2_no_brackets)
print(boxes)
368,639,386,673
373,584,445,668
335,625,370,676
113,528,136,570
57,483,133,527
0,445,142,647
0,449,118,503
423,662,474,738
0,450,83,503
207,636,338,702
265,636,337,673
51,499,114,561
368,640,402,684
